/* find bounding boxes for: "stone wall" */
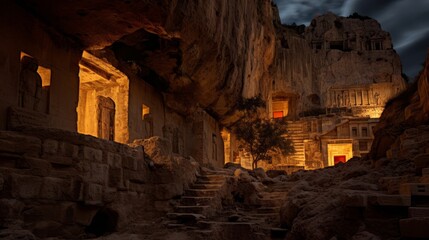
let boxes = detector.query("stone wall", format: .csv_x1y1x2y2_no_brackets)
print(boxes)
0,2,82,131
0,128,198,238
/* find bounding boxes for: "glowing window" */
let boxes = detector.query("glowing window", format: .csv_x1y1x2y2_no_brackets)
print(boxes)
273,111,284,119
142,104,150,120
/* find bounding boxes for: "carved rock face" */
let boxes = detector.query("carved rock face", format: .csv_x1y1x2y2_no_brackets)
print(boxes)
18,0,277,124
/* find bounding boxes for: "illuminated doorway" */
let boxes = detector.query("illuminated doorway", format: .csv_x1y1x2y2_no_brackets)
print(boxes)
77,51,129,143
327,143,353,166
334,155,346,165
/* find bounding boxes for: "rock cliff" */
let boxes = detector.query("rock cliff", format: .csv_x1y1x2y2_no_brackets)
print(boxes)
272,12,405,116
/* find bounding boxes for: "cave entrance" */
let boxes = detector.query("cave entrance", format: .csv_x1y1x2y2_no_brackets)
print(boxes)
327,143,353,166
86,208,118,237
77,51,129,143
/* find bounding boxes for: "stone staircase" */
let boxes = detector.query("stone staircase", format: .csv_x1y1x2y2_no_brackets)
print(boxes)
344,168,429,239
166,168,231,227
166,168,293,239
285,121,307,167
399,168,429,239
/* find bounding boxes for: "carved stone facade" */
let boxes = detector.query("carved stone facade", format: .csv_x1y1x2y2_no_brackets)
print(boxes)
253,13,407,172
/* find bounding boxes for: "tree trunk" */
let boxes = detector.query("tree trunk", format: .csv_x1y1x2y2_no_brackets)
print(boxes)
252,159,258,170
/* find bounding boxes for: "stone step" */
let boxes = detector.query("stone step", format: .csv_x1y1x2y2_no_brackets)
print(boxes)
191,183,223,190
185,189,218,197
249,213,279,220
258,198,282,207
167,213,206,223
400,217,429,238
180,197,214,206
400,183,429,196
408,207,429,218
257,207,280,214
198,175,226,181
196,179,225,185
175,205,210,214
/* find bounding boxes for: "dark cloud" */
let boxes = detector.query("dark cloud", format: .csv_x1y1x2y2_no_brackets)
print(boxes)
274,0,429,78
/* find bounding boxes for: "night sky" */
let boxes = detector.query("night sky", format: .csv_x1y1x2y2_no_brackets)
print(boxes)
274,0,429,79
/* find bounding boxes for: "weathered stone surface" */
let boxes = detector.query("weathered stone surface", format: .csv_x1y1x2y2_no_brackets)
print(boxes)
107,153,122,169
10,174,43,199
81,146,103,163
83,183,103,205
0,132,41,157
7,107,49,130
39,177,70,200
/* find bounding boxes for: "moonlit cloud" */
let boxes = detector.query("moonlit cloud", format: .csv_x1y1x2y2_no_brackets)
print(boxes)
274,0,429,78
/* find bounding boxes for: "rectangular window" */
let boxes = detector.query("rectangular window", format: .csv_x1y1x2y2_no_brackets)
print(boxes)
142,104,150,120
361,127,368,137
273,111,284,119
352,127,358,137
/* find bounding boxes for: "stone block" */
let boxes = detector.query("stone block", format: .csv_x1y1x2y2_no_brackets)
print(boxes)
83,183,103,205
123,169,145,183
80,162,108,185
43,139,58,155
0,199,25,219
22,202,75,224
40,177,70,200
82,146,102,162
0,152,21,168
7,106,49,130
11,174,43,199
409,207,429,218
400,217,429,238
109,168,123,188
128,182,147,193
58,142,79,159
107,153,122,169
16,157,50,177
69,178,83,201
46,156,74,167
122,156,138,170
368,194,411,206
0,132,41,157
50,168,79,179
400,183,429,196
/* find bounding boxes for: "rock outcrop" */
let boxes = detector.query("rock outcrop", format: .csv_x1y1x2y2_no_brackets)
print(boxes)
370,50,429,160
